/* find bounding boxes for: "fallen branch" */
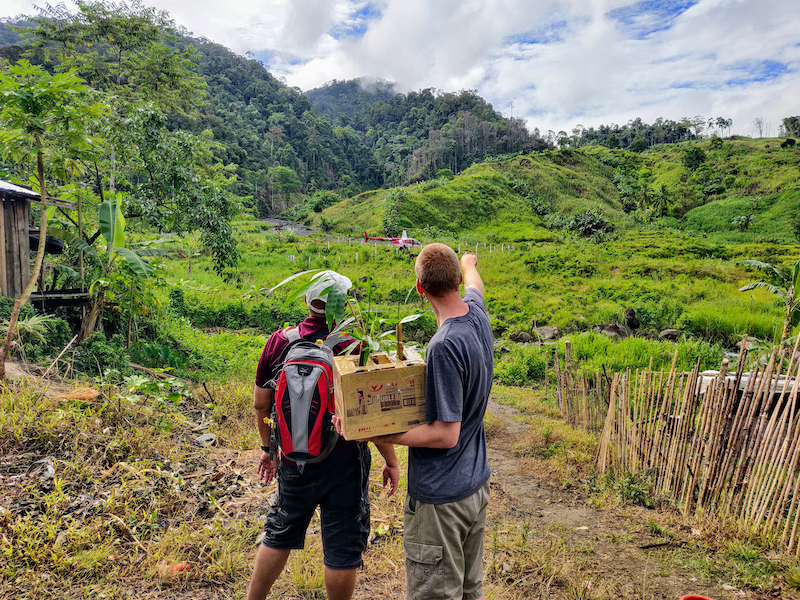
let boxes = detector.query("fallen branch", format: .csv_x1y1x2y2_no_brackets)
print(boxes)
129,362,191,385
42,334,78,379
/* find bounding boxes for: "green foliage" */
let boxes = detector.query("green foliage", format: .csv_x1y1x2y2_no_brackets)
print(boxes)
170,287,306,332
563,332,723,374
308,81,552,184
1,313,71,362
494,345,546,386
0,60,106,171
381,188,405,236
22,1,205,112
731,213,755,231
681,146,707,171
587,470,654,507
629,136,647,152
73,332,132,378
546,209,614,238
790,211,800,243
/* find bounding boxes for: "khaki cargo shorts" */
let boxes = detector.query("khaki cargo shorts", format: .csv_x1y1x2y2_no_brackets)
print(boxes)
403,480,490,600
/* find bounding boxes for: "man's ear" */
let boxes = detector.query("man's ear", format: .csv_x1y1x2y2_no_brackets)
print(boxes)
416,279,424,295
459,274,463,285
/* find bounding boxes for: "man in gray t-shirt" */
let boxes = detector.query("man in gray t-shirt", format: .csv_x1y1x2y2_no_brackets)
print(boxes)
369,243,493,600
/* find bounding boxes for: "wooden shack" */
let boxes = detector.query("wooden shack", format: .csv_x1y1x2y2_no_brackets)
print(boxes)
1,179,80,303
0,179,38,299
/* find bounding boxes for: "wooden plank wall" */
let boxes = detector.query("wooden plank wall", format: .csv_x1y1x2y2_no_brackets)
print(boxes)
1,193,32,299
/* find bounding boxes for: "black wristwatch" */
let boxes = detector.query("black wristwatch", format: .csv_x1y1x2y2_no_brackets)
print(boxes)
261,445,270,453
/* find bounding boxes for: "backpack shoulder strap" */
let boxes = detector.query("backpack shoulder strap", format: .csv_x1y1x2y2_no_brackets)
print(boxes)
267,327,306,388
323,331,348,350
284,326,302,343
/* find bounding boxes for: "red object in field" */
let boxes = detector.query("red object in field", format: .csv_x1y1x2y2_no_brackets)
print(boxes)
363,230,420,249
680,596,714,600
171,562,190,573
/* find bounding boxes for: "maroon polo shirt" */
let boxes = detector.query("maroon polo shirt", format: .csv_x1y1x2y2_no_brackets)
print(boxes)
255,313,354,388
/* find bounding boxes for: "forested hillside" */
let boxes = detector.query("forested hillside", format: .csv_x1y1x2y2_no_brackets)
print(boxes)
307,77,399,121
314,137,800,246
0,13,383,217
308,79,552,185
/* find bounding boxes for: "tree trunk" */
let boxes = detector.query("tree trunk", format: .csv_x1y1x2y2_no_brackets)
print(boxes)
0,147,49,382
78,286,106,343
781,284,796,344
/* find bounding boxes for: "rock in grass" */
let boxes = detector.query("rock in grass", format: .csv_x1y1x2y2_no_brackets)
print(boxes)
602,323,631,339
510,331,532,343
194,433,217,447
535,326,561,340
659,329,681,341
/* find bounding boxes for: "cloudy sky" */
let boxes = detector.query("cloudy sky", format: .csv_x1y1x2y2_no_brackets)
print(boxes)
3,0,799,136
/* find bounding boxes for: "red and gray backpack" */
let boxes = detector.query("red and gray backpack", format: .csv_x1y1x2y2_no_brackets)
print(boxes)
267,327,346,473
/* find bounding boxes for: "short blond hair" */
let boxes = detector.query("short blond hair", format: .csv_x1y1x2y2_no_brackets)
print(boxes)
415,243,461,297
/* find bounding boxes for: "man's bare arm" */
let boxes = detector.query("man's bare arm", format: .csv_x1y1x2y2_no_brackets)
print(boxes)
374,441,400,496
377,420,461,449
254,385,278,483
461,253,485,298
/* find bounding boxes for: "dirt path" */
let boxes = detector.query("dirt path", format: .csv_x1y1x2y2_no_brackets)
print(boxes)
484,398,747,600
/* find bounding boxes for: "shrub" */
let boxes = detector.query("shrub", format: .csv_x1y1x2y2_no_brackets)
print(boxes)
494,345,546,386
731,214,754,231
682,146,707,171
569,210,614,237
73,333,132,378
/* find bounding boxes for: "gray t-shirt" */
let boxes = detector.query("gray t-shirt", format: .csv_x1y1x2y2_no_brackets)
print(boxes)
408,287,494,504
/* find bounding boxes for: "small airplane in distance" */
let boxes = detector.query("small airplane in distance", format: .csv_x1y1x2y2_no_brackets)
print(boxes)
363,229,421,249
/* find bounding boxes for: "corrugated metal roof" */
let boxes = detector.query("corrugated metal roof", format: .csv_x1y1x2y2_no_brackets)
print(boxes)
0,179,41,199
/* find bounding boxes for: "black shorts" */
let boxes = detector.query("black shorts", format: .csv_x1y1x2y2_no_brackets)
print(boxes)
261,440,371,570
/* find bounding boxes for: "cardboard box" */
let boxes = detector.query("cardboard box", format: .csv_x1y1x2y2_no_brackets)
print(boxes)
333,348,427,440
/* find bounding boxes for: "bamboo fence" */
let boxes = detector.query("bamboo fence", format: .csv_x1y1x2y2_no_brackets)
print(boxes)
595,335,800,555
552,341,609,433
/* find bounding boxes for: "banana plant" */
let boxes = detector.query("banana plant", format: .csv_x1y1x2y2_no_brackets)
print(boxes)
77,196,167,342
739,259,800,344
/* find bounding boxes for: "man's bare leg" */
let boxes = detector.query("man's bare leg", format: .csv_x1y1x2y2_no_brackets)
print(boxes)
247,546,291,600
324,567,358,600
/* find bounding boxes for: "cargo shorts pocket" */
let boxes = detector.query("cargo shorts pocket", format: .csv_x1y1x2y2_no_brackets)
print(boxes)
404,541,443,600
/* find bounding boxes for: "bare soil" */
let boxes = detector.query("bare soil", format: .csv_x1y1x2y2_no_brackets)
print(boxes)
485,398,764,600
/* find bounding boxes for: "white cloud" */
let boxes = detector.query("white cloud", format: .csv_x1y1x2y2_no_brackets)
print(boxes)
2,0,799,136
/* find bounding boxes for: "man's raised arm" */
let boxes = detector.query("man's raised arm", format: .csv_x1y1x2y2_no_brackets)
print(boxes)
461,253,484,298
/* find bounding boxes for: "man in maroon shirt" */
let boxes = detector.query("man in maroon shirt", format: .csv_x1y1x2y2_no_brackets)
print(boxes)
247,271,399,600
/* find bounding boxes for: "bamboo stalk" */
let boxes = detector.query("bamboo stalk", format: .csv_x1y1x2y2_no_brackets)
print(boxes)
697,360,729,510
745,349,792,521
727,364,765,516
682,359,707,514
740,348,780,515
660,373,686,496
554,349,564,418
756,362,800,533
711,344,751,508
674,366,700,504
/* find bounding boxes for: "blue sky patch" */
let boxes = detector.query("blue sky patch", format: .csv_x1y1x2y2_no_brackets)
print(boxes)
607,0,699,39
725,60,790,86
504,19,569,45
330,2,381,40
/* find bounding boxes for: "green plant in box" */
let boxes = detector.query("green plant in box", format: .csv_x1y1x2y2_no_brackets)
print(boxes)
266,270,424,366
